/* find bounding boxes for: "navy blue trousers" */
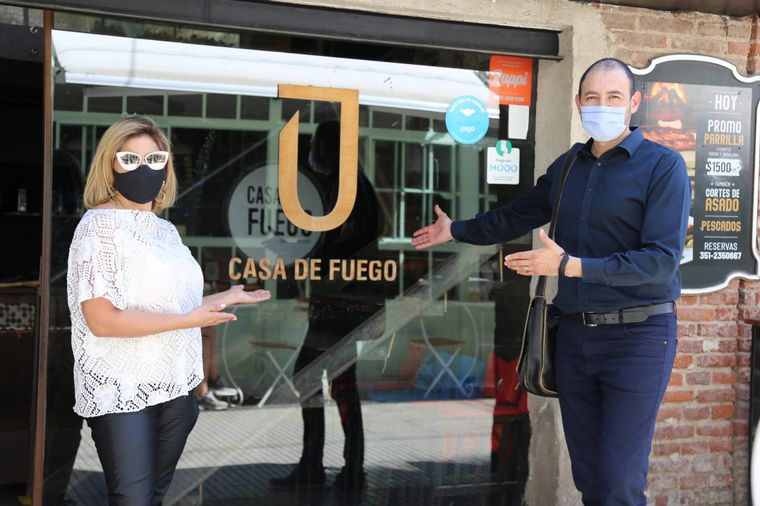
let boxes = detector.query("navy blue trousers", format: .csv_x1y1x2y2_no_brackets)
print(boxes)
87,394,199,506
555,313,677,506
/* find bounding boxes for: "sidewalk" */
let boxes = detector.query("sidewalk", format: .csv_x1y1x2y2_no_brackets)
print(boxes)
65,399,523,505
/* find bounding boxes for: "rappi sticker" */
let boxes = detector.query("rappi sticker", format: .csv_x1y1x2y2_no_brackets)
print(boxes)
489,55,533,106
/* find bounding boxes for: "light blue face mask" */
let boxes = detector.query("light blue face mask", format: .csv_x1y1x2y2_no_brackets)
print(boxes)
580,103,631,142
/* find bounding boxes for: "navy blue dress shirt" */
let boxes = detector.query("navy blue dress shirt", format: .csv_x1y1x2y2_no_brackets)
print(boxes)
450,127,691,314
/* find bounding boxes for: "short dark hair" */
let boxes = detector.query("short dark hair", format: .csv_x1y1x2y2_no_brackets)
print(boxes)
578,58,636,98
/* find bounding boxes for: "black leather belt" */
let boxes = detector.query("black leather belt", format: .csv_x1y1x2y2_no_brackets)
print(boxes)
565,302,675,327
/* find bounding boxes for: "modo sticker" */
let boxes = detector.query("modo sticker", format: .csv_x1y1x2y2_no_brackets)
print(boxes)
487,140,520,185
445,95,489,145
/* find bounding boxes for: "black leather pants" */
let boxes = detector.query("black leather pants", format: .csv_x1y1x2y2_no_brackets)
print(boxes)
87,394,199,506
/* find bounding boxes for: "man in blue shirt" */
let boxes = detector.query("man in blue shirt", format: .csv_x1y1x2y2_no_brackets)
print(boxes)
412,58,690,505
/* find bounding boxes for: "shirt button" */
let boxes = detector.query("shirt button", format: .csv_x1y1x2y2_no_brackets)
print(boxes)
582,216,587,222
587,188,592,192
597,162,602,166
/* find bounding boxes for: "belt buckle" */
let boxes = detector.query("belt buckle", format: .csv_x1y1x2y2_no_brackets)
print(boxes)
582,312,598,327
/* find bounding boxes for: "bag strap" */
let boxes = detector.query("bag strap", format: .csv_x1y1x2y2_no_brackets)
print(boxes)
535,150,577,297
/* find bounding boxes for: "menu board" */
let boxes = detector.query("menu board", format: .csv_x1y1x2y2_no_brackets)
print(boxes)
632,57,759,293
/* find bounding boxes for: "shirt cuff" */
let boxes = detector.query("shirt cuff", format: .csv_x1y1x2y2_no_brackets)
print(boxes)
581,257,606,284
450,220,466,242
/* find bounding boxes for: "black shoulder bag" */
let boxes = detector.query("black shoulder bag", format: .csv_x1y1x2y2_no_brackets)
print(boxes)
515,152,576,398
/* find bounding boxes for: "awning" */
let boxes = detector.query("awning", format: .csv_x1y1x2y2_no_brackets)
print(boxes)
52,30,530,139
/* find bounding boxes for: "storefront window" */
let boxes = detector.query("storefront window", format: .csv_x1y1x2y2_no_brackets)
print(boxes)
0,8,46,503
43,13,537,505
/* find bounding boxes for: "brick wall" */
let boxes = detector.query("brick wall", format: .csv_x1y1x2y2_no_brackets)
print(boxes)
591,4,760,504
651,284,746,504
751,16,760,74
593,4,756,74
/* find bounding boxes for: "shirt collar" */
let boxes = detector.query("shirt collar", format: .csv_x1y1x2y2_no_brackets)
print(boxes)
580,127,644,158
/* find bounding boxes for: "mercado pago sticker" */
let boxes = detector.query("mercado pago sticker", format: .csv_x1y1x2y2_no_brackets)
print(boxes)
487,140,520,185
445,95,489,144
632,55,760,293
227,164,323,267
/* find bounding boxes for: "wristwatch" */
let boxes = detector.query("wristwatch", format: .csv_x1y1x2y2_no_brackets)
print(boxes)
559,252,571,277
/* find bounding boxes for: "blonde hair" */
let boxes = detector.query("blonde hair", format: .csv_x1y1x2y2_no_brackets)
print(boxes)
83,116,177,212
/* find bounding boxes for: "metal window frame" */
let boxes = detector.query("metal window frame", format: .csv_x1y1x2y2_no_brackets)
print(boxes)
31,10,53,506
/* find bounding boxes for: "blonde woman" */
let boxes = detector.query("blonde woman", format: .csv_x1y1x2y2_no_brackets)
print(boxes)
67,116,270,505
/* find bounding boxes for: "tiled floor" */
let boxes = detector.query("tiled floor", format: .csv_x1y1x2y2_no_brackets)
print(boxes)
62,399,524,505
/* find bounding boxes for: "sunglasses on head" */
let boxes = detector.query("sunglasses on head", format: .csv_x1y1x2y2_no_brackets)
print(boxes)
115,151,170,171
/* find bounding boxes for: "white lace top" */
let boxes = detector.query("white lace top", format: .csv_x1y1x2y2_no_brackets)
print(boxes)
67,209,204,417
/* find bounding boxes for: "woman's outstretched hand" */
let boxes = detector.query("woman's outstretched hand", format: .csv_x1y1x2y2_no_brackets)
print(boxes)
205,285,271,307
189,287,271,329
225,285,271,305
185,304,238,328
411,205,453,250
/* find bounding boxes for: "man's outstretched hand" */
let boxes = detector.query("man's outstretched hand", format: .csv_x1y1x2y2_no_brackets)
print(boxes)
411,204,453,250
504,229,565,276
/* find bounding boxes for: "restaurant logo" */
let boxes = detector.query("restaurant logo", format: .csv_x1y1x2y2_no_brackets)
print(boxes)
227,165,323,266
226,85,400,282
278,84,359,232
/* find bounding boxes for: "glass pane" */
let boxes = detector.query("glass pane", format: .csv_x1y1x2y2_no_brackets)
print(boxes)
432,144,452,192
241,95,269,120
126,95,163,115
168,94,202,117
0,5,28,24
314,100,339,124
281,98,311,123
432,118,447,133
372,110,401,129
44,15,536,506
404,192,424,237
403,143,424,189
405,115,429,131
206,93,237,119
54,83,83,111
56,126,85,176
374,140,396,190
46,149,85,505
376,190,396,238
0,60,44,493
359,105,370,127
87,95,121,113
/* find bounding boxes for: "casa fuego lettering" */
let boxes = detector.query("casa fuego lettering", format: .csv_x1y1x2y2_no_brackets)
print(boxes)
229,257,398,282
245,184,313,238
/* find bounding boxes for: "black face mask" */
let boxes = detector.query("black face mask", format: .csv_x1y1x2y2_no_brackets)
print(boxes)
112,166,166,204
